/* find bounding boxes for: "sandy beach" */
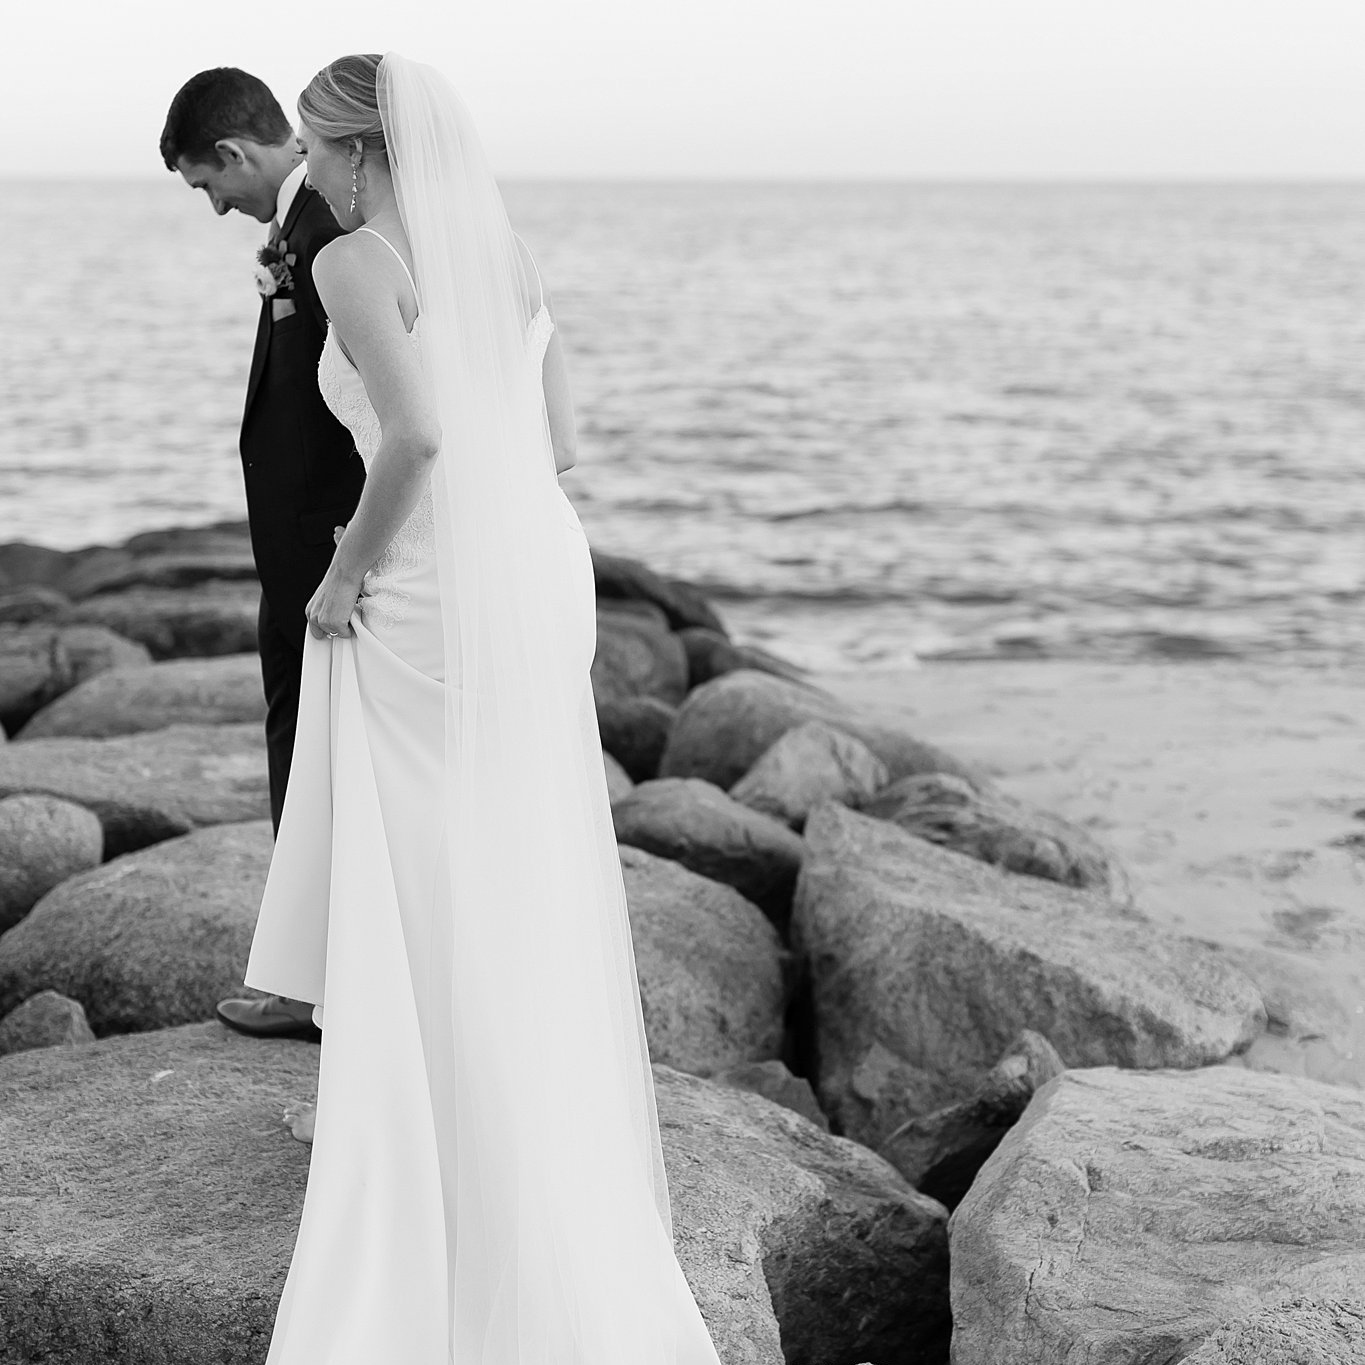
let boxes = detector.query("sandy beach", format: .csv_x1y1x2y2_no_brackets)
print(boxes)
821,658,1365,1087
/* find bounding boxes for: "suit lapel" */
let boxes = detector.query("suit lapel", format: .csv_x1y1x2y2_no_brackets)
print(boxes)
243,183,315,423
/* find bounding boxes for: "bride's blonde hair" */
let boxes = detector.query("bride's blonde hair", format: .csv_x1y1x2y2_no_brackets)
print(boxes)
298,53,387,154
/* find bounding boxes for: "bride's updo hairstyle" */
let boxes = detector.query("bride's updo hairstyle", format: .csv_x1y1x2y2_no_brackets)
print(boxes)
298,53,387,156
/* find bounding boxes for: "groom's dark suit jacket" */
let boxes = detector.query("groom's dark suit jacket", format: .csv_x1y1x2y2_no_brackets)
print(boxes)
240,183,365,830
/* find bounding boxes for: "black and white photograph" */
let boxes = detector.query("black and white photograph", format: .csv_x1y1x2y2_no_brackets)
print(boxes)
0,2,1363,1361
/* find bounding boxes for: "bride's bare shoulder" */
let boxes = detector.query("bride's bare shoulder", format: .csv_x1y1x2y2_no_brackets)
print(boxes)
312,231,370,285
312,233,394,315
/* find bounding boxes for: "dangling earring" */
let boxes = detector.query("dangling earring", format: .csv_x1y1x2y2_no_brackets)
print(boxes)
349,162,359,214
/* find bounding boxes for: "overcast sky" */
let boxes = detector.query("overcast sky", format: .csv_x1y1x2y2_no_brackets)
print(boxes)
9,0,1365,179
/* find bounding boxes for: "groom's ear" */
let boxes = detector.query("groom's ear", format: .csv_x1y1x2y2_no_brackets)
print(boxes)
214,138,250,167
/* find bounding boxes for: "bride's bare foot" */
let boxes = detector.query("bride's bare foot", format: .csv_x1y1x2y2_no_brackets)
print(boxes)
283,1101,316,1144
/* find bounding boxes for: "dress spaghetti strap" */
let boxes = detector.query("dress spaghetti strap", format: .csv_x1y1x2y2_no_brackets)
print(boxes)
513,232,545,313
357,226,419,299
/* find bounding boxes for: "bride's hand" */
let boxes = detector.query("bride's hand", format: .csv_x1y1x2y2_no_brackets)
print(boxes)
306,561,363,639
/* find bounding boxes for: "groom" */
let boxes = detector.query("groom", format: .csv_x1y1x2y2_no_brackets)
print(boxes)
161,68,364,1039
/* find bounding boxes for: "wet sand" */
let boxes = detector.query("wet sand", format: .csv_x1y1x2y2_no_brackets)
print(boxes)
819,659,1365,1087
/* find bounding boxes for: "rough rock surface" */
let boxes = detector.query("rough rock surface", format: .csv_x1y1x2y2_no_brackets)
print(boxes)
0,1024,951,1365
19,654,266,739
658,1064,951,1365
596,597,671,631
0,540,72,591
59,623,156,678
730,720,889,829
614,778,806,929
0,585,70,623
0,989,96,1055
713,1059,830,1131
621,846,786,1075
877,1030,1065,1210
949,1067,1365,1365
61,550,259,599
601,750,634,804
596,694,677,782
862,770,1132,903
793,804,1266,1144
660,669,982,791
0,722,269,857
0,821,272,1033
119,521,252,559
0,623,151,733
58,581,261,659
677,627,806,689
0,793,104,932
591,610,689,707
591,549,728,636
1183,1297,1365,1364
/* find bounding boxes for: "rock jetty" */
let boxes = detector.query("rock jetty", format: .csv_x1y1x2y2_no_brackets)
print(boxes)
0,518,1358,1361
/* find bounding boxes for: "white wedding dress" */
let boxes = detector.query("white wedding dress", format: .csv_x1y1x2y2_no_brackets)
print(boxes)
243,229,722,1364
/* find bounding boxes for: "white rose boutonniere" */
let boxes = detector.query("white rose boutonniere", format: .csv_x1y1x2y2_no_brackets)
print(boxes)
255,240,297,298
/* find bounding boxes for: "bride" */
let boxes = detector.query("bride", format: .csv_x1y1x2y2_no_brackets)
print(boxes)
242,51,723,1364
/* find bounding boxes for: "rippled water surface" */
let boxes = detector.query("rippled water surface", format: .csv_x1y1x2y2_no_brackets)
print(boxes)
4,179,1364,668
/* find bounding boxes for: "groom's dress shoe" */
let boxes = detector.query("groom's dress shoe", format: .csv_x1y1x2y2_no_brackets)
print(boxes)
216,995,321,1042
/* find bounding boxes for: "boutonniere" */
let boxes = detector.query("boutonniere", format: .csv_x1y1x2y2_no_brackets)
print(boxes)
254,240,297,298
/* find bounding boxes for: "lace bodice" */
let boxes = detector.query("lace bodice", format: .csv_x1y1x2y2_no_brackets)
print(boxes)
317,308,556,625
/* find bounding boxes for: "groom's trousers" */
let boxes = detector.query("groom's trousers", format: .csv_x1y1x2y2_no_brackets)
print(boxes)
259,592,304,835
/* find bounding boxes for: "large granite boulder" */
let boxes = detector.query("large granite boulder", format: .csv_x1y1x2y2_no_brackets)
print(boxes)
61,550,259,600
0,821,272,1033
0,989,96,1056
0,623,151,732
0,793,103,931
793,804,1266,1144
596,694,677,782
730,720,888,830
877,1030,1065,1210
0,541,72,591
0,723,269,857
120,521,252,558
861,771,1132,903
601,750,634,804
677,627,805,689
19,654,266,739
591,610,689,707
1213,941,1363,1084
1183,1298,1365,1364
613,778,806,930
949,1067,1365,1365
591,549,727,636
712,1058,829,1131
660,669,981,791
657,1065,951,1364
0,1024,950,1365
596,597,671,630
58,581,261,659
0,585,70,623
621,846,786,1075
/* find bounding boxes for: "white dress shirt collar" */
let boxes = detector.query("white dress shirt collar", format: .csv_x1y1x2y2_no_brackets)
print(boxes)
275,161,308,228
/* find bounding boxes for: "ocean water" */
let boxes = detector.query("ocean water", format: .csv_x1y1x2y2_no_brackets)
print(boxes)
3,178,1364,671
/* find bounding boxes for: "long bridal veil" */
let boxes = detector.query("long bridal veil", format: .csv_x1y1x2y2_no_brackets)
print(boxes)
377,53,718,1363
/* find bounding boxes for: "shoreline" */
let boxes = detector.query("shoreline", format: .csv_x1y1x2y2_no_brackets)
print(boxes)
819,657,1365,1086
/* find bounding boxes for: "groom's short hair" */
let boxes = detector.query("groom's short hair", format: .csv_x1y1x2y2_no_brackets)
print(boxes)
160,67,292,170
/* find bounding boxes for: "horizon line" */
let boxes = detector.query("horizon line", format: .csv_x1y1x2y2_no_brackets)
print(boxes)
6,171,1365,186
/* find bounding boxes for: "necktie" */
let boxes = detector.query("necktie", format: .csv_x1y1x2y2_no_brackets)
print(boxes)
268,217,282,249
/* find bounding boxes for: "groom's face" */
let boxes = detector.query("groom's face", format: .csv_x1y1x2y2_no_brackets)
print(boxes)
175,141,277,223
